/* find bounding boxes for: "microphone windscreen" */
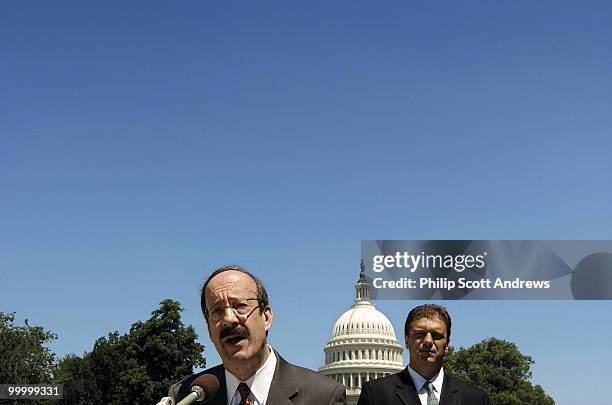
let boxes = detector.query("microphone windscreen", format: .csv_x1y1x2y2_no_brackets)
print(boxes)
190,374,220,402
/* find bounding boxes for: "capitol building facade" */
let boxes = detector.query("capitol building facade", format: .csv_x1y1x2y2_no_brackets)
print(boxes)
319,263,405,404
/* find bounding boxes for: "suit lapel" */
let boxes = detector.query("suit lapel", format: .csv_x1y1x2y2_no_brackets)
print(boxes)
438,374,459,405
266,351,297,405
208,366,228,405
395,368,421,405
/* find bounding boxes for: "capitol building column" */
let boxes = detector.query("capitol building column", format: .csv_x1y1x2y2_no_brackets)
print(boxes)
319,261,404,405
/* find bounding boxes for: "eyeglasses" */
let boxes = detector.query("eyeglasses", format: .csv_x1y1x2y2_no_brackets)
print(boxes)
409,331,446,341
205,298,261,322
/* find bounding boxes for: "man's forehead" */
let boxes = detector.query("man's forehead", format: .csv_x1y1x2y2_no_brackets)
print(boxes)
206,271,256,297
410,316,446,330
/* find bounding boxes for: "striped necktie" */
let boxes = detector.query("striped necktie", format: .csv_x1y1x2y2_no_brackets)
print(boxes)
237,383,254,405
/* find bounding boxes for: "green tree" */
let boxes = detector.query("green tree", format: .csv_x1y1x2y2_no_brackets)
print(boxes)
444,337,554,405
0,312,57,384
0,312,58,405
55,299,205,404
54,354,99,405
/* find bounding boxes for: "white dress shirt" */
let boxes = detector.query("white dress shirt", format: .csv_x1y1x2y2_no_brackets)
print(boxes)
226,347,277,405
407,365,444,405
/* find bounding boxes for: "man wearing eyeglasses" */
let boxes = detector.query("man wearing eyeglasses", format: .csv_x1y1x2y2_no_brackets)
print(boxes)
167,265,346,405
357,304,490,405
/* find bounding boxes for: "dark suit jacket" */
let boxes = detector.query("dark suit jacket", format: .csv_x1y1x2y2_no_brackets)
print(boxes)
357,368,490,405
169,351,346,405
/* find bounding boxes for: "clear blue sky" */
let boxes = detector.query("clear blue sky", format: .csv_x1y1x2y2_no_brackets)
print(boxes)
2,2,611,404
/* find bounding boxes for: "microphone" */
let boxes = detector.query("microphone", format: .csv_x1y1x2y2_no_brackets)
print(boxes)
176,374,220,405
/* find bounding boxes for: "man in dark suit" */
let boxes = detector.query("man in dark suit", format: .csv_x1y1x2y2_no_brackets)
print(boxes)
168,265,346,405
357,304,490,405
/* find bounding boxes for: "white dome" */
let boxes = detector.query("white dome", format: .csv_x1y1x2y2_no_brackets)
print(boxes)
320,263,404,405
331,301,398,339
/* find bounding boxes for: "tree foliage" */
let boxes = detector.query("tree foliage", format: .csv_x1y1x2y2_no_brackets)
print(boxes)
444,337,554,405
0,312,57,385
55,299,205,404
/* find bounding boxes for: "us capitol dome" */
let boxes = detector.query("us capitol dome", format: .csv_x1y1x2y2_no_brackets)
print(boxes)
319,261,404,404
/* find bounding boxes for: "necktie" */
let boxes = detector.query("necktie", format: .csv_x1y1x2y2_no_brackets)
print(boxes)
425,381,438,405
237,383,254,405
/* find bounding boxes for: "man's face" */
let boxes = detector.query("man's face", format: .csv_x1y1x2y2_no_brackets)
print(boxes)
405,316,449,378
205,270,272,370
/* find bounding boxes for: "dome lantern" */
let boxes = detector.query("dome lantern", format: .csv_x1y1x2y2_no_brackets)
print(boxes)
355,259,371,302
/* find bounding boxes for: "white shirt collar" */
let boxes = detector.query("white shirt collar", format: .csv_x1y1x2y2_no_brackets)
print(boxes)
407,365,444,395
225,347,277,405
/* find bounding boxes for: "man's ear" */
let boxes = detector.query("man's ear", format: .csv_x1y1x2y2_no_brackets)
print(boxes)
444,339,450,354
404,334,409,348
263,306,273,332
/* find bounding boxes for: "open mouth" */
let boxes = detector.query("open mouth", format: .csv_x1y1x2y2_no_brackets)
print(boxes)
224,335,247,345
220,326,249,346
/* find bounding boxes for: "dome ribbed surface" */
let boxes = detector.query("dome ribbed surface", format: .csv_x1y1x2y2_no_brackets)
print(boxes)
331,301,397,339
